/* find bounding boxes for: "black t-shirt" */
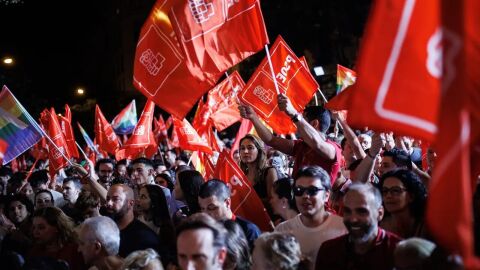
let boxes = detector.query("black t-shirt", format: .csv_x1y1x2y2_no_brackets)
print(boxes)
118,219,160,258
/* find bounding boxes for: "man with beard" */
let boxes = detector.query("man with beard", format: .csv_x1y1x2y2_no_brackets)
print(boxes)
275,166,347,269
315,183,402,270
105,184,160,257
95,158,116,189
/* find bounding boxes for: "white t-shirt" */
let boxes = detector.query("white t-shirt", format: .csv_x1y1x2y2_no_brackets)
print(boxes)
275,214,347,269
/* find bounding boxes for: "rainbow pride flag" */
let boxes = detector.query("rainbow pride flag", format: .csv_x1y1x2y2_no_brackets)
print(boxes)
336,64,357,94
111,100,137,135
0,86,44,165
77,122,98,154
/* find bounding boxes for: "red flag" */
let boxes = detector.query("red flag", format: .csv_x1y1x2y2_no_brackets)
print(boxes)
116,100,158,160
0,139,8,164
213,150,272,231
208,71,244,131
168,126,180,149
133,0,214,119
342,0,441,141
426,0,480,267
94,105,120,155
58,114,80,159
165,116,173,130
239,36,319,134
44,108,71,172
169,0,269,84
173,117,213,155
204,155,215,180
192,97,210,135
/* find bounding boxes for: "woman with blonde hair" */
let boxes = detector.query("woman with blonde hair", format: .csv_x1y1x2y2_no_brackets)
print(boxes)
252,232,308,270
239,134,279,204
27,206,85,270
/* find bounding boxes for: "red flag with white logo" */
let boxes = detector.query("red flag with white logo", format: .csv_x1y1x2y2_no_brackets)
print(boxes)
173,117,213,155
239,36,319,134
116,100,158,160
58,106,79,159
94,105,120,155
133,0,214,119
169,0,269,84
426,0,480,267
213,149,272,231
43,108,71,172
344,0,442,141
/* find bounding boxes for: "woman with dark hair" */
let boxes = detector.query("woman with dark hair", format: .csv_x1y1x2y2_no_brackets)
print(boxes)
137,184,177,267
155,173,174,193
28,207,85,270
269,178,298,224
174,170,204,216
222,220,252,270
1,194,34,256
34,189,54,210
239,134,278,205
380,169,428,238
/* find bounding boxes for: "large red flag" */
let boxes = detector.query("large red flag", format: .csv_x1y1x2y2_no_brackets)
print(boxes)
343,0,441,141
173,117,213,155
94,105,120,155
133,0,214,119
239,36,319,134
0,139,8,164
116,100,158,160
426,0,480,267
58,105,79,159
213,150,272,231
169,0,269,84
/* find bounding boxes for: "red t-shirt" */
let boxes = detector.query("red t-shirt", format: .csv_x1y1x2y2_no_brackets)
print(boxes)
292,139,342,185
315,228,402,270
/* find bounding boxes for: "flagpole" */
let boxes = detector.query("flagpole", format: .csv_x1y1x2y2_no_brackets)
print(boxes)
317,88,328,103
75,141,89,161
264,45,281,95
314,93,319,106
19,106,73,166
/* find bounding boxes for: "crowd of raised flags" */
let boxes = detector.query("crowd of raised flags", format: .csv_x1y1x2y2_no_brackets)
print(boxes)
0,0,479,268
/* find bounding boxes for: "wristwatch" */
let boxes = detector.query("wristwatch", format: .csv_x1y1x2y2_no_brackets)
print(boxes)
291,113,302,123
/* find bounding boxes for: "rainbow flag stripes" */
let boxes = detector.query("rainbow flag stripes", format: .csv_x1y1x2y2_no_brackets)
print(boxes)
336,64,357,94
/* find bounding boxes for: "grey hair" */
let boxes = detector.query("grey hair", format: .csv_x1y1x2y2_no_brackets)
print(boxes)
345,183,383,208
394,237,436,263
254,232,306,270
121,248,163,270
81,216,120,256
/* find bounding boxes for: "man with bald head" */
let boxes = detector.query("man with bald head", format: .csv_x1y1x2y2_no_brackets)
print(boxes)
106,184,160,257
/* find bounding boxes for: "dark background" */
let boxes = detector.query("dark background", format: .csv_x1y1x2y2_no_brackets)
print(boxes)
0,0,371,137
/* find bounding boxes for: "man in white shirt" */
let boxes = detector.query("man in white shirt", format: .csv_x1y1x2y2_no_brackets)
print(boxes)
275,166,347,269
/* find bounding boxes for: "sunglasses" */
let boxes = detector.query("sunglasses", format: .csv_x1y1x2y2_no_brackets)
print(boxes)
293,186,324,197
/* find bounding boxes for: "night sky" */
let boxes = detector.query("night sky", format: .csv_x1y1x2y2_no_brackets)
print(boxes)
0,0,371,136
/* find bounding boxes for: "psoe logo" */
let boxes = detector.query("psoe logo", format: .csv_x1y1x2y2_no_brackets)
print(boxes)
139,49,165,76
188,0,215,24
52,147,65,160
134,125,145,136
253,86,274,105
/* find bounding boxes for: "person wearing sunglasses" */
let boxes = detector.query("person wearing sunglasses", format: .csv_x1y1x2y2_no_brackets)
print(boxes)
275,166,347,269
380,169,427,239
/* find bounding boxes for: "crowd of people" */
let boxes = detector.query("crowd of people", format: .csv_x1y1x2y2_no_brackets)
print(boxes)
0,94,477,270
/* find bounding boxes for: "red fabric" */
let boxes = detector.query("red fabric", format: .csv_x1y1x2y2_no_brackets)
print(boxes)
230,118,254,159
0,138,8,164
168,127,179,149
192,98,209,135
239,36,319,134
343,0,440,141
133,0,214,119
204,155,215,180
207,71,245,131
169,0,269,84
213,150,272,231
58,115,80,159
64,104,72,123
116,100,158,160
173,117,213,155
426,0,480,267
42,108,71,172
292,139,342,185
94,105,120,155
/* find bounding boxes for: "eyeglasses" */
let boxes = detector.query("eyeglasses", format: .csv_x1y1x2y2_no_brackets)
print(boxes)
293,186,324,197
381,187,407,196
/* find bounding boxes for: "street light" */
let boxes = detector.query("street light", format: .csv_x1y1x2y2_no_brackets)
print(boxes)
76,88,85,95
3,57,13,65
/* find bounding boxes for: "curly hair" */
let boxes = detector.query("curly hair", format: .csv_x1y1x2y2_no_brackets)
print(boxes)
32,207,77,246
254,232,309,270
380,169,427,220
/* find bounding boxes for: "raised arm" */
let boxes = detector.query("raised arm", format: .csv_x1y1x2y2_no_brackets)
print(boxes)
277,93,335,160
353,133,384,183
72,162,107,203
332,111,366,159
238,104,295,155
